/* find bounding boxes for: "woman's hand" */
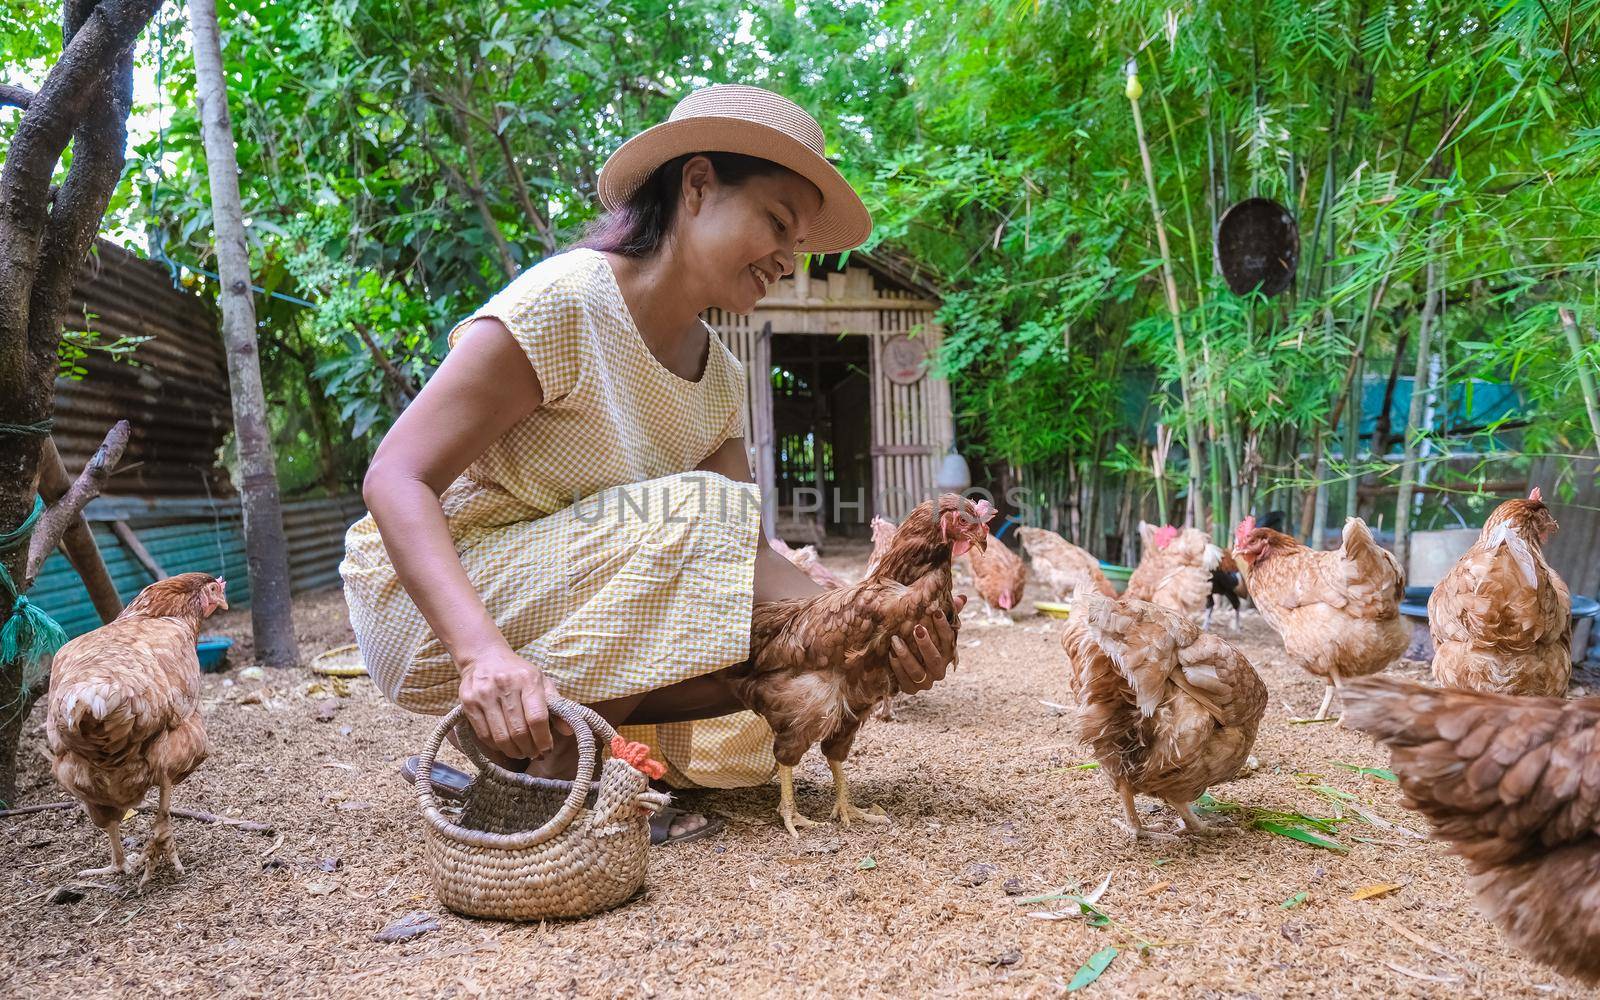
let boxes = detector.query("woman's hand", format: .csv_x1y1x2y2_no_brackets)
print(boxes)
458,646,565,760
888,594,967,693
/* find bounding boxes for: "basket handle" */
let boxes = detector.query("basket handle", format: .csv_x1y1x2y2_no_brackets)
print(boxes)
415,698,602,850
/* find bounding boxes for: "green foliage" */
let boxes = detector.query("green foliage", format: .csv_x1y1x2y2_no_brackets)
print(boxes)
5,0,1596,521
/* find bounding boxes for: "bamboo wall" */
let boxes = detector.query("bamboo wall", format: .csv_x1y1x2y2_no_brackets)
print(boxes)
706,256,949,528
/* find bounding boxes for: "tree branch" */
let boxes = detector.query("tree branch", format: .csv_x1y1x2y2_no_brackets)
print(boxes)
26,420,131,583
351,322,418,402
0,84,34,110
33,435,123,621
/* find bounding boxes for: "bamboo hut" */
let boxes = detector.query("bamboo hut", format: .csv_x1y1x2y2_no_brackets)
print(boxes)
706,250,949,547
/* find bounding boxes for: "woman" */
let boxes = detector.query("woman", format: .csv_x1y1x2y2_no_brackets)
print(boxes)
341,84,962,844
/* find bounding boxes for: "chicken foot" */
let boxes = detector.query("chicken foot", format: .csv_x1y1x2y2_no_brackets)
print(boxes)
1113,785,1179,843
777,765,821,839
77,818,138,879
139,781,184,888
828,759,889,828
1169,799,1223,838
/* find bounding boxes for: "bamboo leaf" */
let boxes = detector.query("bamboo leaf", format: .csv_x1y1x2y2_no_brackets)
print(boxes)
1066,946,1119,991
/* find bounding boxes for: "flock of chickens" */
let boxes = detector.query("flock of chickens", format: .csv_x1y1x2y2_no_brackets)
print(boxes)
772,488,1596,985
33,487,1597,983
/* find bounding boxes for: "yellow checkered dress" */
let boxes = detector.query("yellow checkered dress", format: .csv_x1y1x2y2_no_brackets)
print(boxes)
340,248,776,788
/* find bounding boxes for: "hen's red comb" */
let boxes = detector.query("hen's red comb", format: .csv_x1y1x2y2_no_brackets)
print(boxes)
1529,486,1543,503
1152,524,1179,548
1235,516,1257,546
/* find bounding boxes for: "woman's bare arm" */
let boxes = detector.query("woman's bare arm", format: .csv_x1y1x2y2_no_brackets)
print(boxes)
696,437,965,687
362,317,558,759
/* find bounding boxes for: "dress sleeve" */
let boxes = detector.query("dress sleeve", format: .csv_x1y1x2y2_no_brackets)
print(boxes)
447,270,587,405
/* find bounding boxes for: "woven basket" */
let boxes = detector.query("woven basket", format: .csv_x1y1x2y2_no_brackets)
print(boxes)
415,699,669,920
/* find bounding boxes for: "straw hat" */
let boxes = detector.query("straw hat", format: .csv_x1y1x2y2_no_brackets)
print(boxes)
597,84,872,253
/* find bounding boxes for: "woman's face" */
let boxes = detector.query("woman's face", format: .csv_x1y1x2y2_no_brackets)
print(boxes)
675,156,824,314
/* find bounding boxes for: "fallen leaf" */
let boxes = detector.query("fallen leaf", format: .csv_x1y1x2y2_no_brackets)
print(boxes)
1349,882,1402,901
1254,820,1347,853
1066,946,1118,991
314,700,340,722
319,858,342,873
857,857,877,871
1140,881,1170,896
239,666,265,681
1280,891,1308,909
306,882,337,897
799,838,840,855
956,862,998,887
987,950,1021,967
1001,877,1026,896
1334,762,1398,782
374,911,441,943
337,801,373,812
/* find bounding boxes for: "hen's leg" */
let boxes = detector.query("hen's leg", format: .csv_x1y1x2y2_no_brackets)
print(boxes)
140,781,182,888
777,765,821,839
1310,670,1343,721
77,817,134,879
827,759,890,828
1111,784,1178,843
1170,799,1222,837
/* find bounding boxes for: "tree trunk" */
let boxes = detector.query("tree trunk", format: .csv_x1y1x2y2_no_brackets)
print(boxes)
189,0,298,667
0,0,166,804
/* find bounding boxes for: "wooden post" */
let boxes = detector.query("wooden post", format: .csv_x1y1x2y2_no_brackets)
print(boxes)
190,0,298,666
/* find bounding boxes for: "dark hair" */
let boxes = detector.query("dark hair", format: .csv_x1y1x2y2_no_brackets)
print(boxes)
577,151,794,258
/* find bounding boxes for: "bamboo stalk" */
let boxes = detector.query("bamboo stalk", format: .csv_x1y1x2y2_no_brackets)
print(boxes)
1558,308,1600,450
1126,61,1206,532
1394,204,1449,570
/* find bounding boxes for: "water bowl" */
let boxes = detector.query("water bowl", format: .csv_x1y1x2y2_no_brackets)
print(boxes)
196,635,234,673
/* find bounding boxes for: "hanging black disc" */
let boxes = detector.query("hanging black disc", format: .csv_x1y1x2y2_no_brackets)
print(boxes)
1215,197,1299,297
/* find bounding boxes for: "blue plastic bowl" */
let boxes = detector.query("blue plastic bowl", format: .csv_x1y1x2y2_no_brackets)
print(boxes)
196,636,234,673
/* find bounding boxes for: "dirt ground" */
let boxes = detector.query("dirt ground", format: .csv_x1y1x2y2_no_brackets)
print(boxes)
3,540,1590,999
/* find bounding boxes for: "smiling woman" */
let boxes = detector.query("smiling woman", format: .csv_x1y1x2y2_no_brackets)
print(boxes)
340,84,960,847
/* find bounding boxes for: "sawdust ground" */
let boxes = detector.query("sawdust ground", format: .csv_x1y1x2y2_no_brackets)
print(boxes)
2,540,1589,998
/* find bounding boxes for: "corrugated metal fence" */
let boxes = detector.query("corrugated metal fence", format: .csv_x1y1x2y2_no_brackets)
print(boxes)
56,241,234,497
31,494,367,639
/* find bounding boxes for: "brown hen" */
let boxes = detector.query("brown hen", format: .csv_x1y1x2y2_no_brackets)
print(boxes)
1123,522,1222,616
731,496,995,836
46,573,228,885
959,534,1025,619
1062,587,1266,840
769,536,849,590
1017,526,1117,600
1342,676,1600,985
1234,515,1408,719
1429,488,1571,696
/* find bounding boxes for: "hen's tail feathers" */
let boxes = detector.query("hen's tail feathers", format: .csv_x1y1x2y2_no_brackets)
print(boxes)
1339,675,1445,747
52,680,140,761
1065,590,1184,717
1343,675,1600,860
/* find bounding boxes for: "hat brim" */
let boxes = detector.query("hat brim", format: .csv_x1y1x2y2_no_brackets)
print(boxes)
598,117,872,254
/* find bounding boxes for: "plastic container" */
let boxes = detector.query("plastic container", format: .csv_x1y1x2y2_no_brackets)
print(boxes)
196,635,233,673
